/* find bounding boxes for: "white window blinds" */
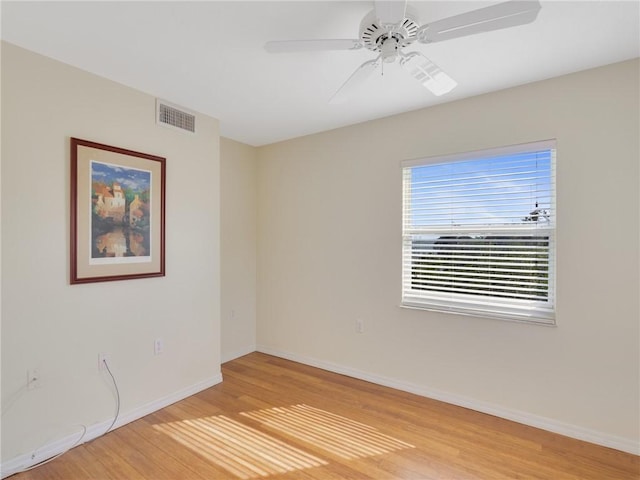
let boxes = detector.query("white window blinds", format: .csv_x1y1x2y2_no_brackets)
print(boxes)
401,140,556,324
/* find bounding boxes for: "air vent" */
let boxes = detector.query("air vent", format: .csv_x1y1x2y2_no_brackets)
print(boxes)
156,99,196,134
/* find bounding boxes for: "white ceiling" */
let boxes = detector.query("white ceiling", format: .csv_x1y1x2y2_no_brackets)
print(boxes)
2,1,638,146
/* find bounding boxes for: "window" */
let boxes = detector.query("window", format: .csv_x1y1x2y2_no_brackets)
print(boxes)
401,140,556,324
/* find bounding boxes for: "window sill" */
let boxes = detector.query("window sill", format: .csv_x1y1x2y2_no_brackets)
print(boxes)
399,301,556,326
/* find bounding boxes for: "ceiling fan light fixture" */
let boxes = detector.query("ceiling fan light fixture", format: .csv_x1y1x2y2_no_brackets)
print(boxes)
400,52,457,96
264,0,541,102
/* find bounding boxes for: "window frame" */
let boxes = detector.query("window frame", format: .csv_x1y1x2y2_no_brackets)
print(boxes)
401,140,557,325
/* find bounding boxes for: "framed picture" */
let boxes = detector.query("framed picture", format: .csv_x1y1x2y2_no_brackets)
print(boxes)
70,138,166,284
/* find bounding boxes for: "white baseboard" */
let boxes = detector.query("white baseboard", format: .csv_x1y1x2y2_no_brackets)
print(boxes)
221,344,257,364
0,373,222,479
256,345,640,456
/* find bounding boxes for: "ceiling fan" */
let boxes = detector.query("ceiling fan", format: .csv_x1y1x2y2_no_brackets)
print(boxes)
265,0,541,103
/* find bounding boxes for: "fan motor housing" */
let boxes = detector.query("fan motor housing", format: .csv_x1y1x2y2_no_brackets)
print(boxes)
359,9,420,52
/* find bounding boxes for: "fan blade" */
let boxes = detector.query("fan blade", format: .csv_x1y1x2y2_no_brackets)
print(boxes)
400,52,457,96
265,39,363,53
375,0,407,25
417,0,541,44
329,59,380,104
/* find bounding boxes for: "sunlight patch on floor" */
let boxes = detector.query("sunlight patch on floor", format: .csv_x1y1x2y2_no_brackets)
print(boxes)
154,415,327,479
241,404,415,460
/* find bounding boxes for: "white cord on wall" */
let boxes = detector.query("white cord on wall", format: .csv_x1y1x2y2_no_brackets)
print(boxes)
13,357,121,474
101,358,121,435
17,425,88,473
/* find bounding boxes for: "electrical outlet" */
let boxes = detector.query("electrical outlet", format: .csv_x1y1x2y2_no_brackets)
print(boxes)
356,318,364,334
154,338,164,355
98,353,111,371
27,369,40,389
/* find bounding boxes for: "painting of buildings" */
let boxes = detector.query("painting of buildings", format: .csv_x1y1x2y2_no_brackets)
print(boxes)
94,182,126,222
90,161,151,259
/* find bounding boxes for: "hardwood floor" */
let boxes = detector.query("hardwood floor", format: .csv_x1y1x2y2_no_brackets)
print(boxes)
11,352,639,479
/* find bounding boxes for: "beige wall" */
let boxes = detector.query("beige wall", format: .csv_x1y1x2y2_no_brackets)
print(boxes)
1,43,221,463
220,137,257,362
257,59,640,451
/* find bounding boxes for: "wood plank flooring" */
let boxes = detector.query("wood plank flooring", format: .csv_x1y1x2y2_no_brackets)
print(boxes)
10,352,640,479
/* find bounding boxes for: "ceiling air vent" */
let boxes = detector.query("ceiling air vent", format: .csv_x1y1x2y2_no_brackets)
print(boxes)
156,99,196,134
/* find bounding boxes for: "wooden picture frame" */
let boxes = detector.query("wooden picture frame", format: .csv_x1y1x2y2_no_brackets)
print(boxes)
70,138,166,284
